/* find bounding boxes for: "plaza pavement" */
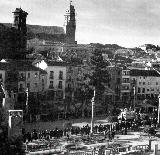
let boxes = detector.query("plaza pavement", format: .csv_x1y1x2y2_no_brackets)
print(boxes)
24,117,160,154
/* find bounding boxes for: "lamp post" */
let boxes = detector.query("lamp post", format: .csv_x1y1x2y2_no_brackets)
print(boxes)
90,88,95,136
133,86,136,110
157,94,160,125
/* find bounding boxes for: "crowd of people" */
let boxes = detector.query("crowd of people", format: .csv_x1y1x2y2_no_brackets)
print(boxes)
22,111,158,144
22,121,131,143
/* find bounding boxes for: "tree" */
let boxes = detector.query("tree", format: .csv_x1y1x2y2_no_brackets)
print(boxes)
74,48,111,117
89,48,110,102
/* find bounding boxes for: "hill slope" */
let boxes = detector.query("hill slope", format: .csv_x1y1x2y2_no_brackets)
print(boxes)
1,23,65,42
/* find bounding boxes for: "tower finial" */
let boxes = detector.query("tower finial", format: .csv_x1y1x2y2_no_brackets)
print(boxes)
70,0,72,5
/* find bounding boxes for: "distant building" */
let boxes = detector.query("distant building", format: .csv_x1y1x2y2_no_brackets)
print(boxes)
130,69,160,101
106,66,122,104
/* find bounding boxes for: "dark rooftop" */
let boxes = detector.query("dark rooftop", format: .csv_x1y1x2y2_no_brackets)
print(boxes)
130,69,160,77
0,60,47,74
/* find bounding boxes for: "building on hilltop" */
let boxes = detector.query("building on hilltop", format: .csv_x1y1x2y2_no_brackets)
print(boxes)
64,1,76,44
0,8,28,59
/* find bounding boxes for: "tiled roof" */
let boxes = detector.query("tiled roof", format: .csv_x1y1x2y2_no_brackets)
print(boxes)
46,60,68,67
130,69,160,77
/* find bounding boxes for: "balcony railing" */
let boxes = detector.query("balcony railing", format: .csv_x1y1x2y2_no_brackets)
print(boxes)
49,85,54,89
18,76,26,81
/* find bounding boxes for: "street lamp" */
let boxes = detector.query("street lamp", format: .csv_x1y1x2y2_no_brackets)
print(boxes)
157,94,160,125
90,88,95,136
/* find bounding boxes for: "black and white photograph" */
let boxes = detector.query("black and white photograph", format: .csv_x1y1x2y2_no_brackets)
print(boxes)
0,0,160,154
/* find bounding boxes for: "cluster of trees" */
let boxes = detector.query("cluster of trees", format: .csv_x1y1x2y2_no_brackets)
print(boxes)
67,48,111,117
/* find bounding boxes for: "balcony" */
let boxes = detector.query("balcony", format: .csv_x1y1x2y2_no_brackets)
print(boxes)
18,76,26,81
49,85,54,89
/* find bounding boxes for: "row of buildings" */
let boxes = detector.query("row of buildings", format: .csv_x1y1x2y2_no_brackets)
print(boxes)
1,57,160,119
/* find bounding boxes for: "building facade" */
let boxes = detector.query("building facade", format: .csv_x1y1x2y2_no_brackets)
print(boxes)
121,67,131,105
106,66,122,104
130,69,160,101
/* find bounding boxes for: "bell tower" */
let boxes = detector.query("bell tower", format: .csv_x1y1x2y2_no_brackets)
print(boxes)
12,8,28,59
12,8,28,35
64,1,76,44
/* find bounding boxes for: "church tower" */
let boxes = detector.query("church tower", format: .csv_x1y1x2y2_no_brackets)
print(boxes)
64,1,76,44
12,8,28,59
12,8,28,35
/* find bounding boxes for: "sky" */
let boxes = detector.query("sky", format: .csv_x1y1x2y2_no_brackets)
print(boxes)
0,0,160,48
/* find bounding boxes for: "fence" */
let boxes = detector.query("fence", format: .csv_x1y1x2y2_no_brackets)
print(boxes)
104,144,150,155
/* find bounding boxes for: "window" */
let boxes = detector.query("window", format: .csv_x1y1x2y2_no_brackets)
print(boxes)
35,83,38,87
42,79,44,83
123,78,129,83
0,73,3,82
20,73,24,78
19,84,23,89
27,83,30,89
156,82,158,85
49,81,54,88
50,71,54,79
143,82,145,85
142,88,145,93
28,73,30,78
19,84,24,91
59,71,63,80
35,72,38,78
138,88,141,93
42,84,45,91
147,89,149,91
68,84,71,89
139,82,141,85
58,81,63,89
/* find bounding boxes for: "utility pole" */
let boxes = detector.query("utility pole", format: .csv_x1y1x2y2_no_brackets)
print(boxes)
90,88,95,136
133,86,136,110
157,94,160,125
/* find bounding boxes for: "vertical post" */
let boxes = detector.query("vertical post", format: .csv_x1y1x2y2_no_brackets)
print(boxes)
90,88,95,136
155,144,158,155
133,86,135,110
157,95,160,125
149,139,152,151
26,88,29,114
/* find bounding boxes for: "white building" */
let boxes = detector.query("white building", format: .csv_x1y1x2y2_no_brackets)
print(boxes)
34,60,67,101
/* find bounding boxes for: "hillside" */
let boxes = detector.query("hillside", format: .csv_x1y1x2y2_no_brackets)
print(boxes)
1,23,65,42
